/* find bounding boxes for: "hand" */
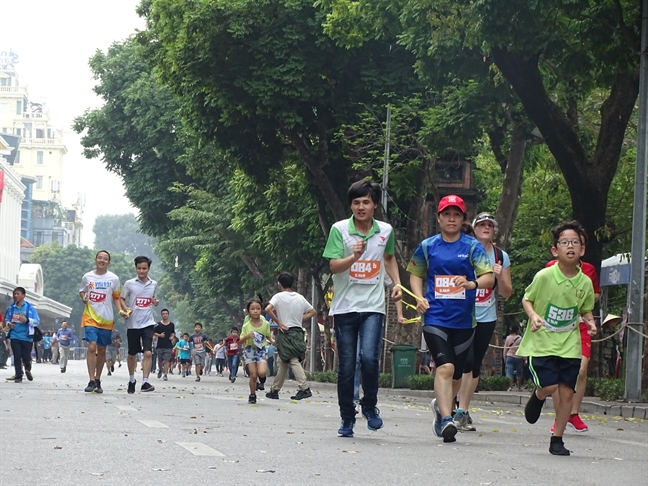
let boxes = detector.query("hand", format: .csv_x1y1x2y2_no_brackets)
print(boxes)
391,285,403,302
585,319,597,336
160,332,165,338
397,316,406,325
278,323,289,333
416,298,430,314
352,240,366,260
152,298,159,306
492,263,503,276
18,314,27,323
81,294,89,304
7,322,14,330
452,276,476,290
530,314,544,332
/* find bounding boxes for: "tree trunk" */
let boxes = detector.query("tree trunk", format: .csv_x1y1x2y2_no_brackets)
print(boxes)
217,296,241,324
492,47,639,271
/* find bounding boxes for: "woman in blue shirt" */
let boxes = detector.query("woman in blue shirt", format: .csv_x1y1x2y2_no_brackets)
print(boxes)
5,287,41,383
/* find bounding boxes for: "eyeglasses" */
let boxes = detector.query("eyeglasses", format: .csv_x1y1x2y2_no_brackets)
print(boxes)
556,240,582,247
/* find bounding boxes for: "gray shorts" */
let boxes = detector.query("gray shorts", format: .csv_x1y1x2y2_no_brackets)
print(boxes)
193,352,206,366
105,346,117,362
157,347,173,363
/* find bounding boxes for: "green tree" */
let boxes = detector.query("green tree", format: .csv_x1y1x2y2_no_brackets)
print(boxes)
93,213,155,257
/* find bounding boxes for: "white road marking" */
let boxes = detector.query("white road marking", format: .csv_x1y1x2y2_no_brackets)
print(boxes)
116,405,137,412
176,442,225,456
138,420,169,428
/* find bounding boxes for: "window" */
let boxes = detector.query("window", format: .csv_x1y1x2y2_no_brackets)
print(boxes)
0,103,7,114
37,151,44,164
36,176,43,189
14,150,20,164
1,127,6,133
15,128,22,136
0,77,9,86
16,100,22,115
36,129,44,138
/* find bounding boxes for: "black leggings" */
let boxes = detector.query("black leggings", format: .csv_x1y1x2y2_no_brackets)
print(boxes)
11,339,32,379
463,320,497,378
423,326,475,380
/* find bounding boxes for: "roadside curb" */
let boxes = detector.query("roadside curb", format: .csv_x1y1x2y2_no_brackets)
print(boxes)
307,381,648,419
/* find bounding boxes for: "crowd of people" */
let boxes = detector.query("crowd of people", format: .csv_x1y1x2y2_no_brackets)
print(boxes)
2,179,627,458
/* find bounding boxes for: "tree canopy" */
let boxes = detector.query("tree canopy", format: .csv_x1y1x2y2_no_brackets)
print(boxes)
93,213,156,257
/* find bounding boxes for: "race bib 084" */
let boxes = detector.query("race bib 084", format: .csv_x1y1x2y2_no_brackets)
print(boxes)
434,276,465,300
349,260,381,285
543,304,578,332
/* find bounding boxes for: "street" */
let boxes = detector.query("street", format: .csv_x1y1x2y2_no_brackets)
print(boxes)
1,361,646,485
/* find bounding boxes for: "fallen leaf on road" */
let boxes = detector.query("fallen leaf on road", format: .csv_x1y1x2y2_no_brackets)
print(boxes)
511,429,517,433
614,458,623,461
286,432,294,434
256,470,276,473
491,430,499,433
90,473,104,476
54,446,62,449
152,468,169,471
193,429,198,434
342,450,359,454
616,428,624,431
190,416,196,419
157,440,166,443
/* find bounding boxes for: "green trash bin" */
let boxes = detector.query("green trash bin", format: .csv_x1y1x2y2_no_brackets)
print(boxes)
390,344,418,388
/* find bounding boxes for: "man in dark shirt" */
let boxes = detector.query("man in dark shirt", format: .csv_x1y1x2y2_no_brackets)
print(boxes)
0,326,9,369
154,309,175,381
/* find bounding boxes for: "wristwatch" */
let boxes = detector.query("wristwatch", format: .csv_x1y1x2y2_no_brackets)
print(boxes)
472,280,479,290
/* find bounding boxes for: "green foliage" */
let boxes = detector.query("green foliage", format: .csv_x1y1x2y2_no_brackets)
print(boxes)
592,378,626,402
306,370,338,383
406,374,434,390
379,373,393,388
476,375,511,391
93,213,156,257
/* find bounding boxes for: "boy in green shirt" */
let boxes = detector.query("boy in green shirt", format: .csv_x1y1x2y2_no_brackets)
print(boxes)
518,221,597,456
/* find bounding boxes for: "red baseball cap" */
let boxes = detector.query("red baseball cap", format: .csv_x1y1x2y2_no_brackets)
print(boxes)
437,195,466,214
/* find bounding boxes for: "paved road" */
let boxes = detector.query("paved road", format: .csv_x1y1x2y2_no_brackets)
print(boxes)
1,361,646,485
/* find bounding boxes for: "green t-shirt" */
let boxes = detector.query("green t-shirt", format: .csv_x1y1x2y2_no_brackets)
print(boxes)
322,218,395,316
517,264,595,359
241,317,271,348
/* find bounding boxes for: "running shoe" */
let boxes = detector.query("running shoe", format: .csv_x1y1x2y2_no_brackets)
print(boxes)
128,380,136,394
454,410,476,432
549,437,571,456
524,389,545,424
441,417,457,443
141,382,155,392
182,372,186,378
94,380,103,394
257,381,265,391
231,376,236,383
85,380,97,393
362,407,384,431
465,411,476,431
157,370,163,379
107,371,112,376
248,394,257,404
14,378,22,383
266,390,279,399
163,374,168,381
195,376,201,382
431,398,443,438
6,375,16,381
60,368,65,373
291,388,313,400
337,418,355,438
25,370,33,381
111,365,115,372
567,414,589,432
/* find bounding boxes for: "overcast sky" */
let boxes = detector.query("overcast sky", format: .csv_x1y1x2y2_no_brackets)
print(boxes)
0,0,145,246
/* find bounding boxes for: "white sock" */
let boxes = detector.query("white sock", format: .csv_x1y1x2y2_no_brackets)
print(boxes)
129,374,135,383
142,377,148,384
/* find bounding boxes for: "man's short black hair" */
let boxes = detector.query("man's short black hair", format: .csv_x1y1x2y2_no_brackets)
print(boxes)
183,332,189,337
134,255,152,267
194,322,203,329
161,308,169,314
347,179,381,205
551,220,588,248
13,286,26,296
230,327,239,333
277,272,294,289
96,250,111,261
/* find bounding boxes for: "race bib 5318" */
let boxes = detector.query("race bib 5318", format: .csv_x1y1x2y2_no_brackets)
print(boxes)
543,304,578,332
434,276,465,300
350,260,381,285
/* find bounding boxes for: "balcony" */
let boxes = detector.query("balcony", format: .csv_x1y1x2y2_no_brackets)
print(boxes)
20,112,45,119
21,138,61,145
0,86,22,93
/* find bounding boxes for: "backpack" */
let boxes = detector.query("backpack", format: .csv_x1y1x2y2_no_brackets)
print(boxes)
32,326,43,343
492,244,504,290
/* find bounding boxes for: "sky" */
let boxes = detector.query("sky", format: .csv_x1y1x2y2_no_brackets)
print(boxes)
0,0,145,246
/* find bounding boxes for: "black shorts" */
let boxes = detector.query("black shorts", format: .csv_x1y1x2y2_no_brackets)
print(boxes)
127,326,155,356
463,320,497,378
423,325,475,380
179,358,191,365
528,356,581,391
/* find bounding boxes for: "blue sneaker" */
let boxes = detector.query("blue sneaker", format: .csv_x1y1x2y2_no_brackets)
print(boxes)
431,398,443,437
441,416,457,443
338,418,356,437
362,407,384,431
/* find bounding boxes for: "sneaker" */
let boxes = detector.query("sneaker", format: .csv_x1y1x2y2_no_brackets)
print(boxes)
550,421,556,433
94,380,103,394
231,376,236,383
111,365,115,372
195,376,201,382
441,417,457,443
163,374,168,381
25,370,33,381
118,362,122,367
465,411,476,431
362,407,384,431
14,378,22,383
182,372,186,378
85,380,97,393
431,398,443,438
141,382,155,392
6,375,16,381
567,414,589,433
266,390,279,399
157,370,163,379
257,382,265,391
454,409,476,432
107,371,112,376
337,418,356,437
248,394,257,404
291,388,313,400
60,368,65,373
524,389,545,424
128,380,136,394
549,437,571,456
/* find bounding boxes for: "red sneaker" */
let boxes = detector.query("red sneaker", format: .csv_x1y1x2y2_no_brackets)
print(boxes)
550,421,556,433
567,414,589,432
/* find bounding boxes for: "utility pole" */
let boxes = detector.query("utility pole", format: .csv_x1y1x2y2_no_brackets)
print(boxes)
310,276,317,373
624,0,648,401
381,105,392,213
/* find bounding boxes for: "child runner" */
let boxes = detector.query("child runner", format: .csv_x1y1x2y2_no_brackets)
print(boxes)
518,221,596,456
240,299,272,404
407,195,493,443
190,323,209,381
224,327,240,382
264,272,316,400
175,333,192,377
214,338,227,376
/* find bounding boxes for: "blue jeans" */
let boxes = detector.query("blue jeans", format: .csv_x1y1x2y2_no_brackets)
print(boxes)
334,312,384,420
353,341,361,404
227,354,239,378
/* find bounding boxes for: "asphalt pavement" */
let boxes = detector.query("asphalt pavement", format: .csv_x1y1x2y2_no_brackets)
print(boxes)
1,360,646,485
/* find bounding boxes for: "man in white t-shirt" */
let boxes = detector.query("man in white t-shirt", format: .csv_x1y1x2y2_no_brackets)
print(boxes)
265,272,316,401
121,256,159,394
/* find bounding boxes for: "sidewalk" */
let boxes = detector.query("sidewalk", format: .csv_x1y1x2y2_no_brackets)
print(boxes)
306,381,648,419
